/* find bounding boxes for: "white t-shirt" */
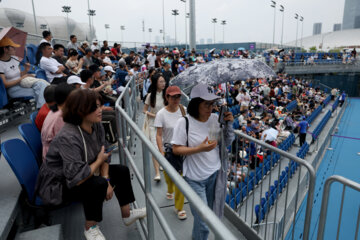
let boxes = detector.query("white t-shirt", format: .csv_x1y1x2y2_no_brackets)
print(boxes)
147,54,156,68
145,91,165,126
154,107,185,147
40,39,52,47
0,56,21,82
40,56,63,83
171,114,220,181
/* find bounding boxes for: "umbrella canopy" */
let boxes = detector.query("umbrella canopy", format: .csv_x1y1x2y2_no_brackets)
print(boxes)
209,48,216,53
237,47,245,51
170,58,276,86
0,27,27,60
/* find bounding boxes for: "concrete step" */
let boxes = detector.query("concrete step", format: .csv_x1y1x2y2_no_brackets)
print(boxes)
15,225,63,240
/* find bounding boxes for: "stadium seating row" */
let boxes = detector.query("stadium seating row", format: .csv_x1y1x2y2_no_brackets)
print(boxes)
306,105,323,124
285,100,297,112
254,142,309,223
226,133,296,209
312,110,331,140
322,95,331,107
332,97,340,111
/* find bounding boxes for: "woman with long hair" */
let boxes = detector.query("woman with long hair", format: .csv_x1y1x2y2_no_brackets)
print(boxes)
36,89,146,240
142,73,167,181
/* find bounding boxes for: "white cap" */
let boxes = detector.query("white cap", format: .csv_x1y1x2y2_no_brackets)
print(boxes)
104,66,115,73
190,83,220,101
92,39,98,43
67,76,85,85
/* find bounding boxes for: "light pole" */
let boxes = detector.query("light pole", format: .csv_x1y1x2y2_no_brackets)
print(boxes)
270,1,276,47
280,5,284,47
295,13,299,51
212,18,217,44
180,0,188,50
300,16,304,50
189,0,196,50
142,20,145,43
88,9,96,39
40,24,47,30
87,0,92,38
148,28,152,43
172,9,179,45
162,0,166,47
120,25,125,45
105,24,110,40
159,29,163,45
62,6,71,37
221,20,226,43
31,0,38,34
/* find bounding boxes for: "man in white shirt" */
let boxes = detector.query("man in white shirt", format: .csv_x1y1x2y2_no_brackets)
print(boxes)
90,40,100,51
39,43,67,84
39,30,52,47
147,51,156,68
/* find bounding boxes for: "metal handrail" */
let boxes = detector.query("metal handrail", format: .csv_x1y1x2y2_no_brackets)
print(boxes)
317,175,360,240
232,130,316,240
114,76,237,239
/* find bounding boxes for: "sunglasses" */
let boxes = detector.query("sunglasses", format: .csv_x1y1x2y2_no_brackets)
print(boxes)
168,94,181,99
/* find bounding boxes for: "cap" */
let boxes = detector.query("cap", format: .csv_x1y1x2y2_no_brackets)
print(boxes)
92,39,98,43
0,37,20,48
82,41,89,45
104,50,111,54
104,66,115,73
166,86,181,96
67,76,85,85
190,83,220,101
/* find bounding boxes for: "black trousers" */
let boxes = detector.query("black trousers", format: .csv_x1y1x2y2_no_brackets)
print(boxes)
51,76,68,85
299,133,306,146
65,165,135,222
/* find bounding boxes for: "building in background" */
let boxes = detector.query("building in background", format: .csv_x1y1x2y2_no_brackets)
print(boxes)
333,23,342,32
0,8,94,43
207,38,212,44
200,38,205,44
342,0,360,30
313,23,322,35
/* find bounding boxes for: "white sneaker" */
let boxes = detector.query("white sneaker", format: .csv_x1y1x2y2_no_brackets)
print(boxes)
84,225,106,240
123,208,147,226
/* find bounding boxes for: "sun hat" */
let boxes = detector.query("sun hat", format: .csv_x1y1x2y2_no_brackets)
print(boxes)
0,37,20,48
190,83,220,101
67,76,85,85
104,66,115,73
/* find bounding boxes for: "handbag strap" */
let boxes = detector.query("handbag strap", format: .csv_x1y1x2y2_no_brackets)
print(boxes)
77,126,88,163
184,116,189,147
179,104,186,116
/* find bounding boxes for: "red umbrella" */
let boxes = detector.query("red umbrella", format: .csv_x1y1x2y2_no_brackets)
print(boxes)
0,27,27,60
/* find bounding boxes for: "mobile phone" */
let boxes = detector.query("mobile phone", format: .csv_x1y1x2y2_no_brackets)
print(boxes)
105,145,118,153
218,105,228,125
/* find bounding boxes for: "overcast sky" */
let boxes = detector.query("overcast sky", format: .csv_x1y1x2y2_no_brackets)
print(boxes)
1,0,345,45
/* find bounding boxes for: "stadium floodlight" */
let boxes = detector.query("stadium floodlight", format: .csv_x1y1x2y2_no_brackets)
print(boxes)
62,6,71,37
280,5,285,47
172,9,179,45
221,20,226,43
212,18,217,43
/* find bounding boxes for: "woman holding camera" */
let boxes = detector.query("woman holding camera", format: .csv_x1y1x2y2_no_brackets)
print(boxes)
172,83,234,240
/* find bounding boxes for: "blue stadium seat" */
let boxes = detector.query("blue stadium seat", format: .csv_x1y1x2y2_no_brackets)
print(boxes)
1,139,42,205
35,68,48,82
18,123,42,167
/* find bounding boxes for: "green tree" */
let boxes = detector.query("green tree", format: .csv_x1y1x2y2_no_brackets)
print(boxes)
309,46,317,52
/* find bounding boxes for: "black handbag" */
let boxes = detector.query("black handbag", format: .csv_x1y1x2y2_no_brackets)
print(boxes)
164,105,189,173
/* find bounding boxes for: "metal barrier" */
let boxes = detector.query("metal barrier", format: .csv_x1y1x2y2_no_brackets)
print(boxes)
114,76,237,240
317,175,360,240
228,130,316,240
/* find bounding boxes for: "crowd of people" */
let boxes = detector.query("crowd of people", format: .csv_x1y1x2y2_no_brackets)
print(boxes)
0,28,347,240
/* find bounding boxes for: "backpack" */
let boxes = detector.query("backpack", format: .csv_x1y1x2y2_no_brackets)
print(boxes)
164,105,188,173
